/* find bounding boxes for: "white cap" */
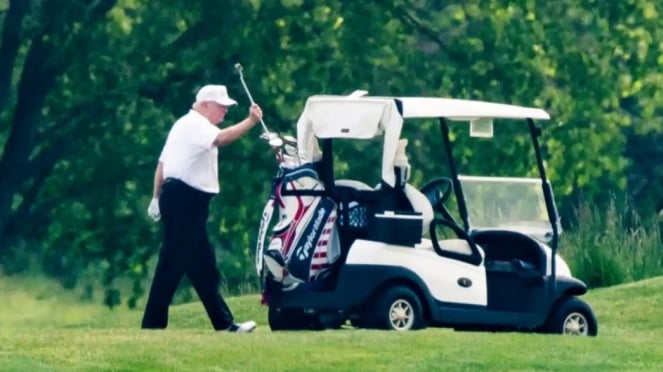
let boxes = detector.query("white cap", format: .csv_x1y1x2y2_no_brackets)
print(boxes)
195,84,237,106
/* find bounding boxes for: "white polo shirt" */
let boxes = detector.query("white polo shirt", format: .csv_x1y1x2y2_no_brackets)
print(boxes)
159,110,222,194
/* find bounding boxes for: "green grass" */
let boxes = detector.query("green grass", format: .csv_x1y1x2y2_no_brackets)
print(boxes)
1,275,662,371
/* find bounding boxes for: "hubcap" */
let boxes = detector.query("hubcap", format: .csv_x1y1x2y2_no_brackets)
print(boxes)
563,312,589,336
389,299,414,330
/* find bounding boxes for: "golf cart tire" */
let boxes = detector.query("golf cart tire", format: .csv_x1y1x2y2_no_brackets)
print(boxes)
546,297,598,336
367,286,425,331
268,307,323,331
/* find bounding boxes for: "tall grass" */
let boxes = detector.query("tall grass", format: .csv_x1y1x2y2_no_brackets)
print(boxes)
562,198,663,288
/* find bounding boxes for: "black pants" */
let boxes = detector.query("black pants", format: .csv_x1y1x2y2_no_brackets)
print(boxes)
141,178,234,330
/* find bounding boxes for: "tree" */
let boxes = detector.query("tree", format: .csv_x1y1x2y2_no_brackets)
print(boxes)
1,0,661,307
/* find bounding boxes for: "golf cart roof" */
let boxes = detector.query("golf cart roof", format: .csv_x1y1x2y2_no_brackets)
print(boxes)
397,97,550,120
295,95,550,186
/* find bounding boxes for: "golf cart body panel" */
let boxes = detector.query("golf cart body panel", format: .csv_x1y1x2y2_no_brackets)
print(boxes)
260,94,596,335
345,239,488,306
270,264,437,310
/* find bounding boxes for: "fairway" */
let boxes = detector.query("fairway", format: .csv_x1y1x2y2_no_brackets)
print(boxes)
1,276,662,371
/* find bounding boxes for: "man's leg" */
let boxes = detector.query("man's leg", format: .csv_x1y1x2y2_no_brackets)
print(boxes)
187,232,235,331
141,183,194,329
141,243,186,328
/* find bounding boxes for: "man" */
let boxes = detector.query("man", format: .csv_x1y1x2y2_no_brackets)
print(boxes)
142,84,261,332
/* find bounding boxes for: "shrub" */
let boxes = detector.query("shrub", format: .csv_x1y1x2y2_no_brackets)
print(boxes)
562,197,663,288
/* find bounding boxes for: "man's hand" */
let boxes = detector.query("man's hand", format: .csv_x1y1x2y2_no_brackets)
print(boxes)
147,198,160,222
248,104,263,125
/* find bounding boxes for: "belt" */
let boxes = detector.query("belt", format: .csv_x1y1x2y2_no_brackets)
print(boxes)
163,178,214,198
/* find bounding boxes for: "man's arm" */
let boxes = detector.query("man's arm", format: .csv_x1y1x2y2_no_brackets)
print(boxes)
213,104,262,147
213,118,256,147
153,161,164,198
147,161,164,221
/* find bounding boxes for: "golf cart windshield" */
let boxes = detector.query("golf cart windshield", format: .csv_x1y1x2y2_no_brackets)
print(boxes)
459,175,556,243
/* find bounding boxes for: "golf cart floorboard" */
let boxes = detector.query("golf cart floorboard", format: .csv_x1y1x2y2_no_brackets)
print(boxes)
433,305,545,330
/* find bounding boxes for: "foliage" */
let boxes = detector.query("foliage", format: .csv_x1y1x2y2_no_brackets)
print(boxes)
562,197,663,288
0,1,662,306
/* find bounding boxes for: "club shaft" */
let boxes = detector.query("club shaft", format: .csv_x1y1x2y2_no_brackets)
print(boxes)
238,72,270,134
238,75,256,105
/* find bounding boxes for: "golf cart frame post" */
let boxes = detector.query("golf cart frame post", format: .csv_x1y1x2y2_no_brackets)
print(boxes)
527,118,561,284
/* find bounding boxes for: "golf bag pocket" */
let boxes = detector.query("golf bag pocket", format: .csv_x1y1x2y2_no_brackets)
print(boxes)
286,196,340,282
367,210,423,247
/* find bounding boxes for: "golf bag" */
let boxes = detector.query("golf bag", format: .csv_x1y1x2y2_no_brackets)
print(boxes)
256,162,341,291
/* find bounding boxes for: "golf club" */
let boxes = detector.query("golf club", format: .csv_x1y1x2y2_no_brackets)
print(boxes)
281,134,297,145
281,135,300,166
233,63,276,142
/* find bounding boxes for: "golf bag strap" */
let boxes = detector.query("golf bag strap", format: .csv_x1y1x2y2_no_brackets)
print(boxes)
280,189,327,197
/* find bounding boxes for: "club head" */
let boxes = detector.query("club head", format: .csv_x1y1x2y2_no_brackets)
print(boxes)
260,131,279,141
281,135,297,145
283,144,297,156
269,137,284,148
233,63,243,74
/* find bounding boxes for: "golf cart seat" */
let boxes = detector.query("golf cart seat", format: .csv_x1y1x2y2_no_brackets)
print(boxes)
333,179,432,241
335,179,373,192
403,183,434,235
437,238,474,256
370,180,433,237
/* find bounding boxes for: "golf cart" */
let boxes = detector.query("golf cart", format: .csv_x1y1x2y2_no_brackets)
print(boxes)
257,94,598,336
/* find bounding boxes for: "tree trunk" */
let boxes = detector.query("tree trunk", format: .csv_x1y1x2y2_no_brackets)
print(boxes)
0,0,31,112
0,36,56,248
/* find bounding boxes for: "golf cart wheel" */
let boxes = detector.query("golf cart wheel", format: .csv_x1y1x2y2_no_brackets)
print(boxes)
370,286,425,331
546,297,598,336
268,307,323,331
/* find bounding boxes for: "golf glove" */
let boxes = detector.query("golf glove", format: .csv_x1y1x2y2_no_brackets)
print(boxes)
147,198,160,222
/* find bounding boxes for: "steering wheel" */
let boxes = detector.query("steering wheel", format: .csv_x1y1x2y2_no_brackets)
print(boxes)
421,177,453,212
420,177,459,226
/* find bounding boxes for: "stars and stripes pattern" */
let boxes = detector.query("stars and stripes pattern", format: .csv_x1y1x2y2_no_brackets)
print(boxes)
309,212,337,280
